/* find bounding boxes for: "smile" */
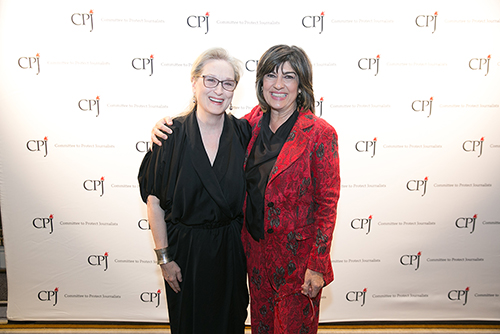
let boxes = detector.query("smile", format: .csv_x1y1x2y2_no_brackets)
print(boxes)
271,92,287,98
209,97,224,103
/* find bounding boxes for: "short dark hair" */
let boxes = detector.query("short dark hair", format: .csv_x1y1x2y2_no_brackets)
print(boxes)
255,45,315,113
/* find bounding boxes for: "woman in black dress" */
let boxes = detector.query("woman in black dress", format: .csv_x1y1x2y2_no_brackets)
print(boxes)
138,48,250,334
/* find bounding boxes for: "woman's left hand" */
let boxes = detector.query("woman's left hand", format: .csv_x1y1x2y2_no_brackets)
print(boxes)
301,269,324,298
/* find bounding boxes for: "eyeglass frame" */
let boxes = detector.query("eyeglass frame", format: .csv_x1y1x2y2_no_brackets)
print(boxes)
197,75,238,92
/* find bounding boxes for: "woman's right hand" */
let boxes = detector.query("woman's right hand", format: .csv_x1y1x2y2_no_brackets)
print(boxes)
160,261,183,293
151,116,174,146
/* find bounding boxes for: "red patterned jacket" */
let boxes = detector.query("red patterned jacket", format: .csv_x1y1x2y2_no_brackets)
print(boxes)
242,105,340,296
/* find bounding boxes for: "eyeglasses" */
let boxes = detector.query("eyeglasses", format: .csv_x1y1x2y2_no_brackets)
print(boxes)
199,75,238,92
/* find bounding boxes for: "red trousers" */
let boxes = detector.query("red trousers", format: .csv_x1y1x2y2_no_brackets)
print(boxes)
244,229,322,334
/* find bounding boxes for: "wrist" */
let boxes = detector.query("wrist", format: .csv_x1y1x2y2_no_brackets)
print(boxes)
154,247,174,265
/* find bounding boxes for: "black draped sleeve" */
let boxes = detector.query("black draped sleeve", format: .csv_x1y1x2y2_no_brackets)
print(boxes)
138,116,186,211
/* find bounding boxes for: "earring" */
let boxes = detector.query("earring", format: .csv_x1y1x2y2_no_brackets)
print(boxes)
192,96,196,103
229,103,233,111
298,89,302,94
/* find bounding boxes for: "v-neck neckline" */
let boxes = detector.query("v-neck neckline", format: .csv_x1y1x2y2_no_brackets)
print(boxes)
186,111,233,219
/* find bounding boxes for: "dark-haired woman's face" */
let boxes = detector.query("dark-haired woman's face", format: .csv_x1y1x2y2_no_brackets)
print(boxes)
262,61,299,115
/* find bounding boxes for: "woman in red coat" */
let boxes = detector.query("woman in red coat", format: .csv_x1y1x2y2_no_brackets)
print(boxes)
151,45,340,334
241,45,340,333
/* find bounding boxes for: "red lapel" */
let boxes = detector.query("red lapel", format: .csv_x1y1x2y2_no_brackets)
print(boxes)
244,108,316,185
268,110,315,185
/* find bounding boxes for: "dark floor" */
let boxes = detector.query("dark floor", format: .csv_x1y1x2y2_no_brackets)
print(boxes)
0,270,6,303
0,269,7,322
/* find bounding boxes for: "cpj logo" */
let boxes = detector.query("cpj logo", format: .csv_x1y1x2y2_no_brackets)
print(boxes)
187,12,209,34
412,97,433,117
83,177,105,197
469,56,491,76
448,287,469,306
140,289,162,308
346,288,367,306
358,55,380,76
302,12,324,34
463,137,484,157
400,251,421,270
407,177,428,196
79,96,101,117
351,215,372,235
355,138,377,158
38,287,58,306
33,214,54,234
88,252,109,271
27,136,48,157
136,141,152,153
315,97,324,117
71,10,94,32
18,53,40,75
138,219,150,230
455,214,477,234
132,55,154,76
245,59,259,72
416,12,438,33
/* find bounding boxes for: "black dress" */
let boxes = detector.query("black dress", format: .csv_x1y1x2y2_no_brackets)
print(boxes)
138,110,251,334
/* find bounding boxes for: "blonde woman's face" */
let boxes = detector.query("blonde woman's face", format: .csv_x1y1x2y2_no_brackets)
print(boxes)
192,59,235,116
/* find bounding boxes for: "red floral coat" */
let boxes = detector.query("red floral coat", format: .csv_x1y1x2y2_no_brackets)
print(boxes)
242,105,340,298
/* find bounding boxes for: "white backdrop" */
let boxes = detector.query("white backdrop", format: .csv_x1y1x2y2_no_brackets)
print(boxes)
0,0,499,323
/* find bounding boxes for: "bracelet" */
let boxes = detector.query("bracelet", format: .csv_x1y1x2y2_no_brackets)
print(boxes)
154,247,173,265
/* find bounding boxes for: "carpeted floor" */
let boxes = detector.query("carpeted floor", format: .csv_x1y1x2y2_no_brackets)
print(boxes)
0,270,6,302
0,324,498,333
0,318,498,333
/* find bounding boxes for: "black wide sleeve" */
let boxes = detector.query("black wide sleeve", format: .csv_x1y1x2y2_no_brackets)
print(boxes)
138,119,183,208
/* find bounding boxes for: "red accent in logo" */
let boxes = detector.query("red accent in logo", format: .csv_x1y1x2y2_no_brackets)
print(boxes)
100,176,105,181
373,137,377,142
434,12,438,16
49,214,54,219
320,97,324,101
424,177,428,181
321,12,325,16
90,9,94,14
44,136,48,141
473,214,477,219
205,12,210,16
417,251,422,256
96,96,100,100
480,137,484,141
368,215,373,219
466,287,470,291
487,55,491,59
376,55,380,59
363,288,367,292
36,53,40,57
430,97,434,101
150,55,154,59
104,252,109,256
54,287,59,292
157,289,161,293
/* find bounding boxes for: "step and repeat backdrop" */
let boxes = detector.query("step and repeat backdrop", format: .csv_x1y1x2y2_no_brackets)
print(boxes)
0,0,499,323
